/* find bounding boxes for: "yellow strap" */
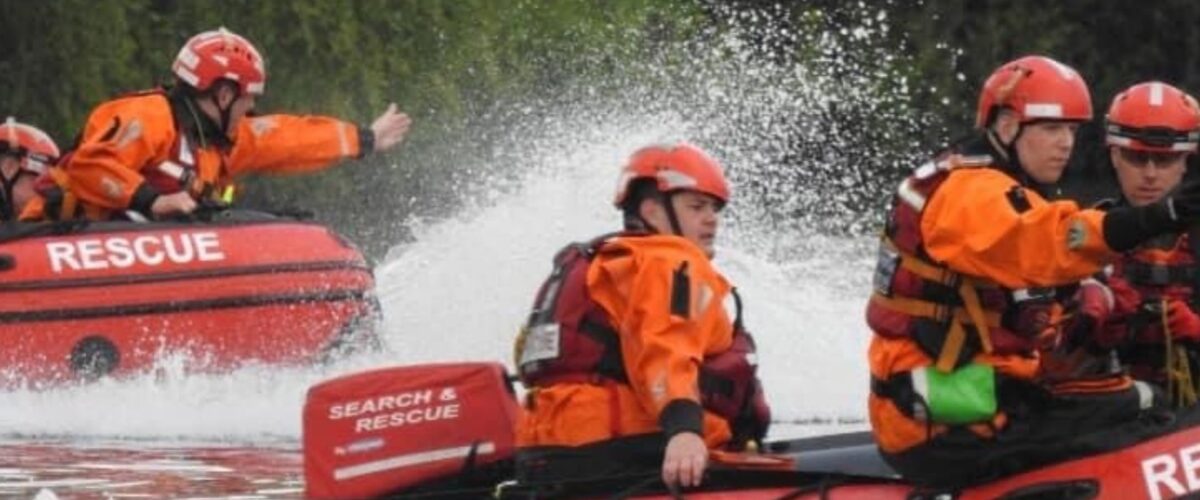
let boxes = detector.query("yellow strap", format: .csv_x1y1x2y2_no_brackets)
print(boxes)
1163,299,1198,408
936,319,967,372
957,279,994,354
47,167,70,188
877,237,1005,370
61,193,77,220
871,292,1002,328
871,293,945,320
45,167,77,220
885,237,997,290
898,251,954,284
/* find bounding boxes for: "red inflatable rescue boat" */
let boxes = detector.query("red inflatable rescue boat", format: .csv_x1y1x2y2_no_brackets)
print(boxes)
0,210,379,387
303,361,1200,500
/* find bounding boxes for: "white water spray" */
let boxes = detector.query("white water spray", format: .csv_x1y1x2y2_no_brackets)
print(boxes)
0,4,927,443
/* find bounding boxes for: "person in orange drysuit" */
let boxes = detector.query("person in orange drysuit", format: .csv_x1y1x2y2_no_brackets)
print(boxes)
867,56,1200,489
21,27,412,221
1080,82,1200,406
513,143,770,493
0,118,59,220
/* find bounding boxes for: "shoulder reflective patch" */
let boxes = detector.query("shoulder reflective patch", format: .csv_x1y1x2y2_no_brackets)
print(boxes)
248,116,277,138
1005,186,1031,213
114,118,143,149
339,122,351,156
650,372,668,403
955,154,993,167
100,176,124,200
897,178,927,211
178,134,194,166
697,283,714,314
913,161,938,179
1067,219,1089,250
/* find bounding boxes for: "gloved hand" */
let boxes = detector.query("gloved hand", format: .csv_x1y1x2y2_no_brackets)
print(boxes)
1166,299,1200,342
1104,179,1200,252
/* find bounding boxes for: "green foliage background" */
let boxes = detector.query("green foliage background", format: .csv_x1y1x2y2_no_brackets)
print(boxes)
3,1,1199,256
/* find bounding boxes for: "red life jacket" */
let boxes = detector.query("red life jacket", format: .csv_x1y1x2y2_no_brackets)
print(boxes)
866,153,1063,372
1106,232,1200,391
1109,233,1197,346
515,233,770,442
1113,233,1197,305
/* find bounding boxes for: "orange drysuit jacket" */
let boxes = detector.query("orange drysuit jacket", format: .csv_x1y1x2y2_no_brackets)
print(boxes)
517,234,737,449
870,164,1117,454
22,89,363,220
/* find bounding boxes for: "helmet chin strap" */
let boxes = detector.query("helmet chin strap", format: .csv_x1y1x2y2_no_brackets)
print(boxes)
987,123,1028,180
0,170,16,221
634,192,683,236
662,192,684,236
210,92,236,136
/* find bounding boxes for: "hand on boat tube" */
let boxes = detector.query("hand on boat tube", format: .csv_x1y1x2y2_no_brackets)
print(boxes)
662,431,708,489
369,103,412,153
151,191,197,218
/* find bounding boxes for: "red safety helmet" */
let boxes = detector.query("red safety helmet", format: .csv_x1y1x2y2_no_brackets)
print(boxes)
975,55,1092,128
0,117,60,175
613,143,731,208
1106,81,1200,153
172,27,266,95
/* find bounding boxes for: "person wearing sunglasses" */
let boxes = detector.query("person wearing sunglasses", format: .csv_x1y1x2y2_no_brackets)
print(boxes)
20,27,412,222
866,58,1200,489
1078,82,1200,407
0,118,59,221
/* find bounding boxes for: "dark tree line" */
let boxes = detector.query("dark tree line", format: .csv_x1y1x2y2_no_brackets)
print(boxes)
2,1,1197,256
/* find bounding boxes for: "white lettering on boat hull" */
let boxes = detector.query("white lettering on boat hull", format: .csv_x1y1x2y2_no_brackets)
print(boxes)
46,232,226,273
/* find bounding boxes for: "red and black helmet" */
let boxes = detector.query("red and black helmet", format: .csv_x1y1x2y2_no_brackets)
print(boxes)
1106,81,1200,153
0,117,60,175
172,27,266,95
975,55,1092,128
613,143,730,208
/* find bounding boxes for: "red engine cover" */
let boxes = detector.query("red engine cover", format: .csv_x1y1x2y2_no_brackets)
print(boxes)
303,362,520,499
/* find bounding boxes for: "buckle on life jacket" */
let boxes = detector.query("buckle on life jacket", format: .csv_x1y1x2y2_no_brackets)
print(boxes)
1127,261,1195,287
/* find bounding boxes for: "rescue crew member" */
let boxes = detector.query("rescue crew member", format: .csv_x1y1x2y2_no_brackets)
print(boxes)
21,27,411,221
513,143,770,492
867,56,1200,488
0,117,58,221
1088,82,1200,406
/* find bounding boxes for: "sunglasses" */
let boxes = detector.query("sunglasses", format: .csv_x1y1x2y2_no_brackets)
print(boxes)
1116,147,1187,166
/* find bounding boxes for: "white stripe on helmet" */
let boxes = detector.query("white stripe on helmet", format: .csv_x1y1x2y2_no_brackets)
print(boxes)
1024,103,1064,119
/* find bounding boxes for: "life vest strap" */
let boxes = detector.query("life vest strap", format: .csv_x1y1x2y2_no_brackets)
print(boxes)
876,237,1001,371
46,167,78,221
1126,260,1197,287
